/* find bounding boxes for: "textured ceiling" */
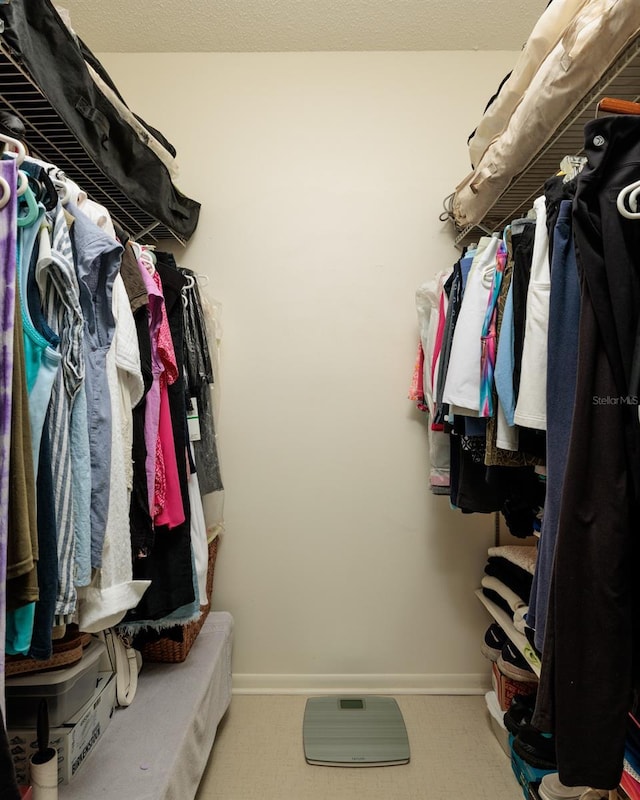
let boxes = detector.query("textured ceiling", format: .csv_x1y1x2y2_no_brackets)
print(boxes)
59,0,547,53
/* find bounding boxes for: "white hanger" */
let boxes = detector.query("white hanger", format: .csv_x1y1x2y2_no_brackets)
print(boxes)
53,177,71,205
132,242,156,275
16,170,29,197
559,154,586,183
181,273,195,308
0,132,29,198
616,180,640,219
0,132,27,165
0,175,11,209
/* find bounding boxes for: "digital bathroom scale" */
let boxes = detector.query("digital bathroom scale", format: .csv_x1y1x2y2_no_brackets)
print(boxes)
303,696,410,767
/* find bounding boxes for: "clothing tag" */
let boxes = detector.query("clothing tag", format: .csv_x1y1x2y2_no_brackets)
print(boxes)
187,398,201,441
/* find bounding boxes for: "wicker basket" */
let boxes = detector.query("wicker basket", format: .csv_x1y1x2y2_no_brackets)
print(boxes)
140,536,219,664
5,625,85,676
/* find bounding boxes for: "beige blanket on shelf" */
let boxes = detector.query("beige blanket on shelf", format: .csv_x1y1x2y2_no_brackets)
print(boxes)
454,0,640,229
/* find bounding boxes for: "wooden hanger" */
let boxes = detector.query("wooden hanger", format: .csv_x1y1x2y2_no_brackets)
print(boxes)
596,97,640,117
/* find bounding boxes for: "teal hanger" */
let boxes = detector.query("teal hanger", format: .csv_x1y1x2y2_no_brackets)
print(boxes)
17,175,39,228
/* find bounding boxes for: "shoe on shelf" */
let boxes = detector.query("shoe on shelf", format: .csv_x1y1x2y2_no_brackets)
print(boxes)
481,623,508,662
538,772,589,800
504,692,537,735
578,791,621,800
512,723,556,770
497,640,538,682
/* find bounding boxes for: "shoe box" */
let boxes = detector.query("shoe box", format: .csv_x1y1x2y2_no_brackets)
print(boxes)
493,661,538,712
511,737,556,800
5,638,106,727
8,671,116,786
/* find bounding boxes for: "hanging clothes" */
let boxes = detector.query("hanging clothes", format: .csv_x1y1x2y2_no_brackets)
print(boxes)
443,236,500,414
77,274,150,632
5,288,38,656
28,425,59,660
479,240,507,418
514,195,551,431
68,202,122,571
9,197,61,652
485,223,541,470
0,157,18,711
38,202,91,593
434,249,474,425
180,267,224,496
124,254,195,627
120,241,154,560
526,199,580,654
135,251,184,529
533,115,640,791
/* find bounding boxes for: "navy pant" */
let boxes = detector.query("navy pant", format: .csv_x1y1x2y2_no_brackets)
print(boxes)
527,199,580,653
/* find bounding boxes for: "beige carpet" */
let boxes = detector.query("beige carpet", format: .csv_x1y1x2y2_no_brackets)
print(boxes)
196,694,523,800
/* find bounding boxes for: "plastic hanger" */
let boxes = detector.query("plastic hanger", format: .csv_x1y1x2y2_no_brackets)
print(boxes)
616,180,640,219
181,273,195,308
52,176,71,205
586,98,640,215
0,132,27,165
596,97,640,118
16,169,28,197
17,183,40,227
131,241,157,274
33,169,59,211
0,175,11,210
0,133,37,214
559,155,586,183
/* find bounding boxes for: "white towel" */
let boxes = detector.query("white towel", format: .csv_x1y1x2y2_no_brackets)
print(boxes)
481,575,528,613
488,544,537,575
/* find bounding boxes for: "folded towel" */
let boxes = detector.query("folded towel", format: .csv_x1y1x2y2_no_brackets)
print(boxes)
485,557,533,601
488,545,537,575
482,575,528,613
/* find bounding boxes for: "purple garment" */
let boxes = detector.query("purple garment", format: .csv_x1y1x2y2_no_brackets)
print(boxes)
137,258,163,516
0,158,18,711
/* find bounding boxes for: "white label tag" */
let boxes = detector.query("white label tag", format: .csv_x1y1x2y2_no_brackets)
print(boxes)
187,398,201,442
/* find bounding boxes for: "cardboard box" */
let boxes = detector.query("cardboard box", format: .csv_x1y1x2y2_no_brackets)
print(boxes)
8,672,115,786
492,662,537,712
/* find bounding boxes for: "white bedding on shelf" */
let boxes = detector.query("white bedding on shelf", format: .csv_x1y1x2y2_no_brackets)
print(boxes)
60,611,234,800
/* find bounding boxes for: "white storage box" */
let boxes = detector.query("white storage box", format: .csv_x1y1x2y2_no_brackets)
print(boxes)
6,638,106,727
8,671,116,786
485,690,511,758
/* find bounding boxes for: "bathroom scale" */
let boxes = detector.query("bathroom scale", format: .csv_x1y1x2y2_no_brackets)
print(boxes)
303,696,410,767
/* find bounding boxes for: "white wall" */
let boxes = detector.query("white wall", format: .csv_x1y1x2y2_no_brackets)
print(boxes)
100,51,519,692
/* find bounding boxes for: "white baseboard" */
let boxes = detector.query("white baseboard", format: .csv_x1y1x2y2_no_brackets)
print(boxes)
232,673,490,695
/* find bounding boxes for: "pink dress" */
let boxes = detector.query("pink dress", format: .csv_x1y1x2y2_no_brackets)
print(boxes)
151,270,184,529
137,260,184,529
